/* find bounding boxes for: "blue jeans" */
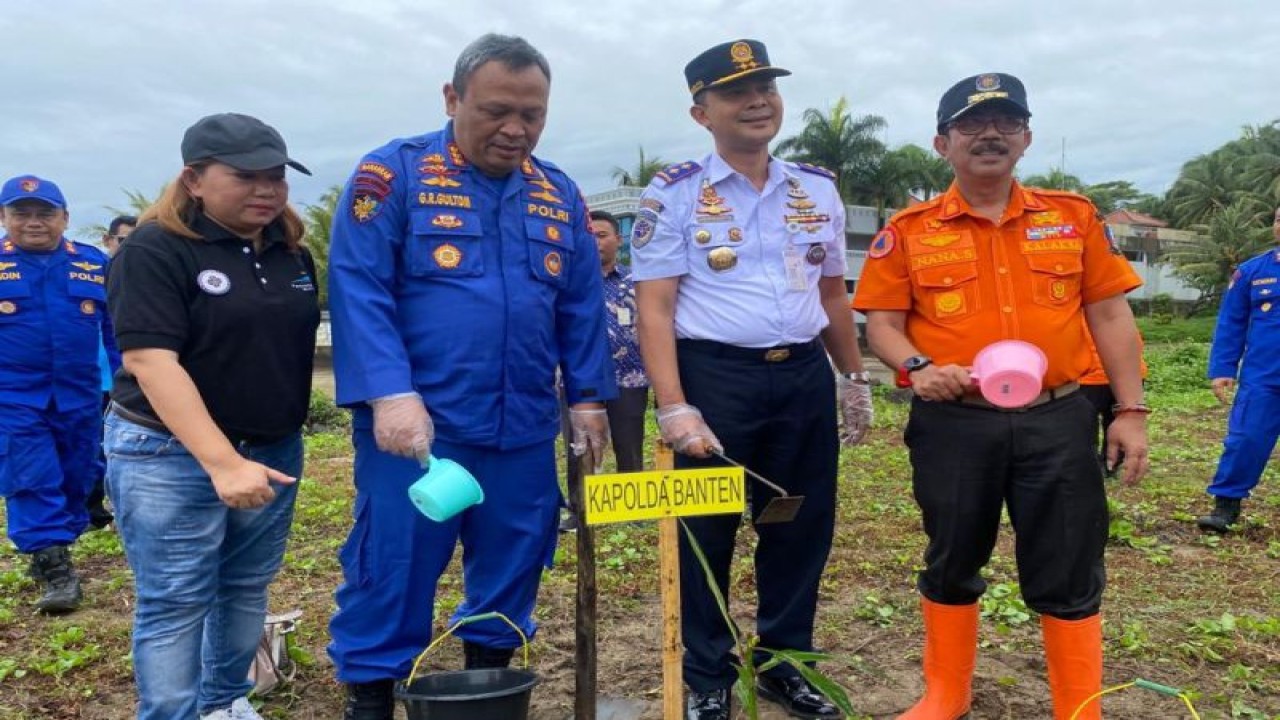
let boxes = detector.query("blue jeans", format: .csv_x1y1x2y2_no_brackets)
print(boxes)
104,412,302,719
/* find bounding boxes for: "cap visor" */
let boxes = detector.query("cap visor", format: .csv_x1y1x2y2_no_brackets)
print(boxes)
704,66,792,92
1,196,63,209
210,150,312,176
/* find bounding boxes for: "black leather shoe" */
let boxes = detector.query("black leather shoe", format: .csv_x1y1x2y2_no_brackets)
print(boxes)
686,687,731,720
756,675,839,718
343,680,394,720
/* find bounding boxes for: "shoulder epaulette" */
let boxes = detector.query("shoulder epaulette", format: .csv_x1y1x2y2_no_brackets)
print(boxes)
794,162,836,180
1026,186,1094,207
654,161,702,186
889,195,944,222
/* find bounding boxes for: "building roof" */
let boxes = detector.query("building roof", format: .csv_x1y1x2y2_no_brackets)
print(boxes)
1105,209,1168,228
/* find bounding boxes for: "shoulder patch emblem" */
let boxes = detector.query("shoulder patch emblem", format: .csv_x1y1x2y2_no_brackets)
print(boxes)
654,161,702,187
795,162,836,180
868,228,897,259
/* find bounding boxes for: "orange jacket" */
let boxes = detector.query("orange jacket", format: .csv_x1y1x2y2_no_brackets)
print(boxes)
853,182,1141,388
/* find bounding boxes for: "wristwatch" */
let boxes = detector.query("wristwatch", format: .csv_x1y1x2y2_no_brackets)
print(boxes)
895,355,933,388
840,370,871,384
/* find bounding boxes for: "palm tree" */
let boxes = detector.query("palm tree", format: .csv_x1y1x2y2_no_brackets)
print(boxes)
302,186,340,309
1079,180,1155,216
1240,120,1280,203
610,146,667,187
76,187,163,240
774,96,888,204
1166,199,1273,304
1021,167,1085,193
1164,149,1261,228
887,144,952,200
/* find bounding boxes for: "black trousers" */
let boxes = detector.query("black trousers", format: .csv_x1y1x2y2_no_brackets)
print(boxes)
1079,383,1118,475
86,393,113,529
906,393,1107,619
674,339,837,692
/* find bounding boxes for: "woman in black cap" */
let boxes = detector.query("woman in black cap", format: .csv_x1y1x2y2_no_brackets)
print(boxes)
105,113,319,720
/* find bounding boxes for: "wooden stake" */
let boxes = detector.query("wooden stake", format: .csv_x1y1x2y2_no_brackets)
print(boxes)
655,440,683,720
570,451,597,720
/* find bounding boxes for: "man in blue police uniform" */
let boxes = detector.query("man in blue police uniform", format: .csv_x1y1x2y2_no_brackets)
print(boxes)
633,40,873,720
0,175,119,613
326,34,614,720
1200,203,1280,532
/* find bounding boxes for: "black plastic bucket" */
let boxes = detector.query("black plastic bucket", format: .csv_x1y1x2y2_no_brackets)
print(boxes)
395,668,539,720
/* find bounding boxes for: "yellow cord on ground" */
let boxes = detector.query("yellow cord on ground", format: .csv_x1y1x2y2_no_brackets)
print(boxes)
1069,680,1201,720
407,611,530,683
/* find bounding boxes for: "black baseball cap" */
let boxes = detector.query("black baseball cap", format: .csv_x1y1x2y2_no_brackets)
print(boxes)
181,113,311,175
936,73,1031,133
684,39,791,97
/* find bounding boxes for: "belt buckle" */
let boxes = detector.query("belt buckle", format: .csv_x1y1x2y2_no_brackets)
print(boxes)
764,348,791,362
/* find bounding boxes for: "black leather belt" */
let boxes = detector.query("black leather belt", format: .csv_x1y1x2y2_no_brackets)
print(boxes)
953,381,1081,412
677,339,821,363
109,401,170,434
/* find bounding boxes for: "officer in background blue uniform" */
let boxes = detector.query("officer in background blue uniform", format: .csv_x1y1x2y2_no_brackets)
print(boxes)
327,34,614,720
633,40,872,720
0,175,119,613
1201,204,1280,532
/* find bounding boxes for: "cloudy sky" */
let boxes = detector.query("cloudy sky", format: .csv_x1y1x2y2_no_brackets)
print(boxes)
3,0,1276,236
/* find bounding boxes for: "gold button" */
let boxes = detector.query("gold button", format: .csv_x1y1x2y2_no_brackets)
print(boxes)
998,267,1008,274
1003,306,1013,313
1054,264,1064,272
943,276,953,285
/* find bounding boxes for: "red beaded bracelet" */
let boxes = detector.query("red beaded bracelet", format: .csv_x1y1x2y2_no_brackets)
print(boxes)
1111,403,1152,415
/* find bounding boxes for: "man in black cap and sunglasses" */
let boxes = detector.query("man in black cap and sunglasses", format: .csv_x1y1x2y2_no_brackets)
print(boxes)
633,39,871,720
854,73,1147,720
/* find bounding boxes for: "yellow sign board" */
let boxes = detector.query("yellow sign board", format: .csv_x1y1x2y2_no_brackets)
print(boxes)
584,468,746,525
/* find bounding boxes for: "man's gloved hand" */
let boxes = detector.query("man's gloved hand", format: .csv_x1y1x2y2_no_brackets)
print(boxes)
370,393,433,466
837,376,874,446
656,403,723,458
569,406,610,473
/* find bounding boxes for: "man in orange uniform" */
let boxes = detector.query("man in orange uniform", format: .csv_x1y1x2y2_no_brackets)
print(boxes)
853,73,1149,720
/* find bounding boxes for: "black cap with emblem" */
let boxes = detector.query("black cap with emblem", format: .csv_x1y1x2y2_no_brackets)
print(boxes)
684,39,791,97
936,73,1031,134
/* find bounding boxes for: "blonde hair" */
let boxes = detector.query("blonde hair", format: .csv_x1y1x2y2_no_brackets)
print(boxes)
140,163,306,251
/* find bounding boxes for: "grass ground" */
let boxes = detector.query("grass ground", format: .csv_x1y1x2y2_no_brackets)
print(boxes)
0,338,1277,719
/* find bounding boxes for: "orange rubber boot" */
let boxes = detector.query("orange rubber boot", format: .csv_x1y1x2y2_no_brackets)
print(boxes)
1041,614,1103,720
897,598,978,720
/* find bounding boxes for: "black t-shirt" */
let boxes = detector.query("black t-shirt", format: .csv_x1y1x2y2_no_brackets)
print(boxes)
108,212,321,444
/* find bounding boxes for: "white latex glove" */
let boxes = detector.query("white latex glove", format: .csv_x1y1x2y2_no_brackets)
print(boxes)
655,403,723,458
837,377,873,446
370,393,433,466
569,406,610,473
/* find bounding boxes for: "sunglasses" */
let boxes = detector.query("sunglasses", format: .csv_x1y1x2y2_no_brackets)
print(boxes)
948,115,1028,135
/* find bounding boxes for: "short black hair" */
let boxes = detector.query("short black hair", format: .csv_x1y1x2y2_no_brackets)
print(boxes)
588,210,619,234
108,215,138,235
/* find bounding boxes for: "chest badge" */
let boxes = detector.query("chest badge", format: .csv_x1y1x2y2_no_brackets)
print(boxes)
0,300,16,314
805,244,827,265
419,153,462,188
696,180,733,221
707,247,738,272
197,270,231,296
433,243,463,269
432,214,464,230
79,299,95,315
545,225,562,242
783,178,829,232
728,227,743,242
694,229,712,244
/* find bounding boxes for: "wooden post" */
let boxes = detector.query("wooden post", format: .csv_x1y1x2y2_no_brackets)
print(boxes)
570,452,597,720
655,440,683,720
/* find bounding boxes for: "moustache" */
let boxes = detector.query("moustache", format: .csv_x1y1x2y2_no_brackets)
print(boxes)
971,142,1008,155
